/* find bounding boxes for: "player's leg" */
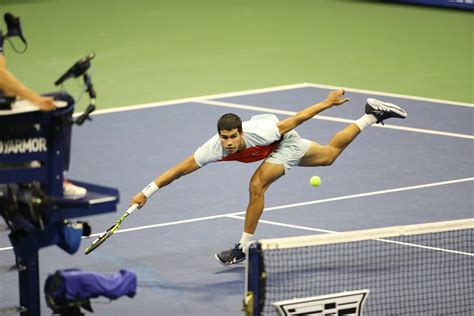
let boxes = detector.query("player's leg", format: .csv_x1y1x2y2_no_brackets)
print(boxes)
215,130,312,266
299,123,361,167
244,162,285,234
299,98,408,167
215,162,285,266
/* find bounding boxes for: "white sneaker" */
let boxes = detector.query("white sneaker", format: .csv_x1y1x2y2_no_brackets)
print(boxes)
63,180,87,199
365,98,407,125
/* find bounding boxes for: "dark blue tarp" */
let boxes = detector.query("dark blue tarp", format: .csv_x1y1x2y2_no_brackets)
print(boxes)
45,269,137,301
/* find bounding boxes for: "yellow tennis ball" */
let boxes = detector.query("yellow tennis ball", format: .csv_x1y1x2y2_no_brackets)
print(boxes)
310,176,321,187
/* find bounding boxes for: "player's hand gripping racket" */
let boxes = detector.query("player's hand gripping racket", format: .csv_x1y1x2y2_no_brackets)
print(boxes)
84,204,139,254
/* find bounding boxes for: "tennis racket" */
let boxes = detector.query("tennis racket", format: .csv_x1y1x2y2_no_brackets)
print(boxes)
84,204,138,255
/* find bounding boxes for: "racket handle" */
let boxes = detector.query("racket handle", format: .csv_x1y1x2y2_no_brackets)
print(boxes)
126,204,139,215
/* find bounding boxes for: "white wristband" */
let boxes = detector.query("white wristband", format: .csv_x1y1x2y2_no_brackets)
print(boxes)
141,181,159,198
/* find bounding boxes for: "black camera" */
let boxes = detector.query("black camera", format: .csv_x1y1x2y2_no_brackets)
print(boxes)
4,13,26,44
0,12,27,53
55,53,95,86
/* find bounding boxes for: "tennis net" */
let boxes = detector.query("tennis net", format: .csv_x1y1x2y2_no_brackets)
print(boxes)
244,219,473,315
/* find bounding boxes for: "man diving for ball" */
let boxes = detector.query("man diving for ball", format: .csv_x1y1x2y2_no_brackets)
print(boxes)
130,89,407,266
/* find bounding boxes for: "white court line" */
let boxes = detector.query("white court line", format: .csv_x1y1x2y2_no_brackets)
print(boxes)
227,215,338,234
1,177,472,251
73,82,474,118
227,215,474,256
232,177,474,214
94,177,474,236
306,83,474,107
74,83,310,117
197,100,474,140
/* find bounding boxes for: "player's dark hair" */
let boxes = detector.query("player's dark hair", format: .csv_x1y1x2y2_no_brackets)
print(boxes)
217,113,242,133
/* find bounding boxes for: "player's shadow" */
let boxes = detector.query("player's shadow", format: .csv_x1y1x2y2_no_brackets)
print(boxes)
143,279,245,296
213,266,245,275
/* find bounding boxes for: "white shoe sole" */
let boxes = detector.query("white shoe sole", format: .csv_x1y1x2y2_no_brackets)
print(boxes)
214,254,246,267
367,98,407,118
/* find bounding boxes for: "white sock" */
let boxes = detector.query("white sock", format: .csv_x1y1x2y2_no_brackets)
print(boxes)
239,232,254,254
354,114,377,131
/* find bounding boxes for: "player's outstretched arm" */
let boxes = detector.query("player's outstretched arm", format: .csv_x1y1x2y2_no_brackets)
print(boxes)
277,89,350,135
130,155,201,208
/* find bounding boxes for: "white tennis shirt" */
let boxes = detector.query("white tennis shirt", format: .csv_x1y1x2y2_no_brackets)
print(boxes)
194,114,282,167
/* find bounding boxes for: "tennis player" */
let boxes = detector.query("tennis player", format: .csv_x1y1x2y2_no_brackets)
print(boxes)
130,89,407,266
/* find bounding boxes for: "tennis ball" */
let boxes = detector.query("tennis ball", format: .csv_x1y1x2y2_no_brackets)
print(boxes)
310,176,321,187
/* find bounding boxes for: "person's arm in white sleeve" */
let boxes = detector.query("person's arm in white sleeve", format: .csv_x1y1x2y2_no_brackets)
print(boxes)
194,134,223,167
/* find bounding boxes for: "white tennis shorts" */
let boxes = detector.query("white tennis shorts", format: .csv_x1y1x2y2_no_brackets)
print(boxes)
265,130,311,172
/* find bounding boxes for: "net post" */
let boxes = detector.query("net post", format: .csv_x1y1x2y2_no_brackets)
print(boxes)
243,241,265,316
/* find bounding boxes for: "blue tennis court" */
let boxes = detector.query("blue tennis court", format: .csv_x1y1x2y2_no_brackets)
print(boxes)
1,83,472,315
